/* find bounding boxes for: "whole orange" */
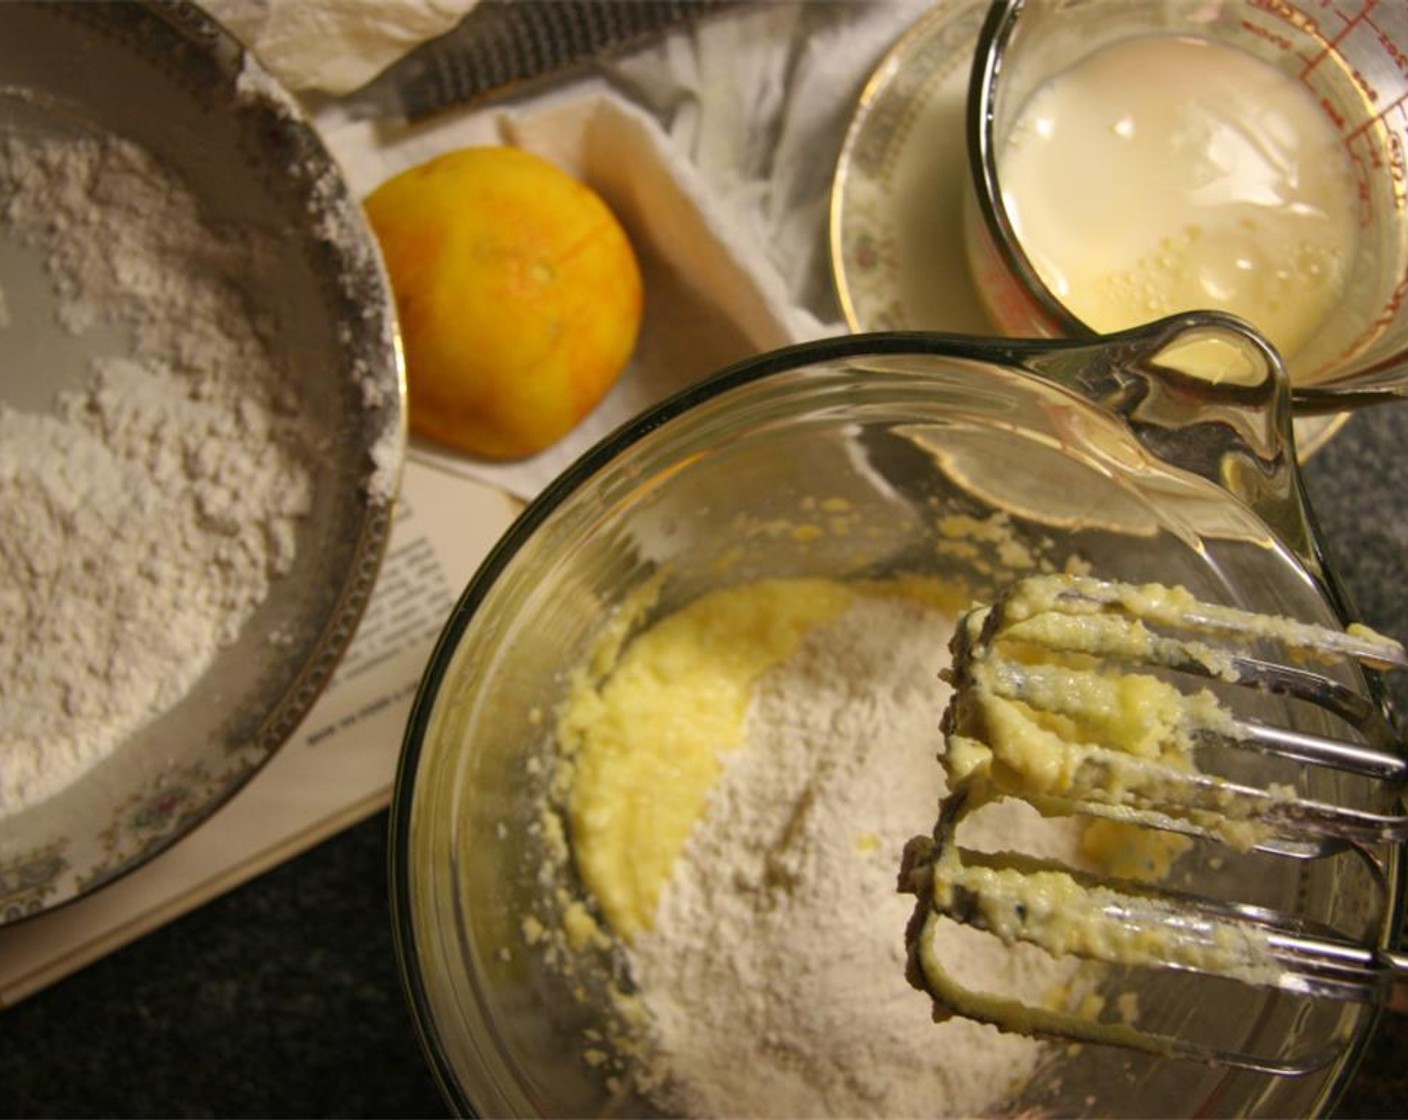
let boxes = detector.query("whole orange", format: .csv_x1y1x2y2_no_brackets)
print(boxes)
364,146,643,460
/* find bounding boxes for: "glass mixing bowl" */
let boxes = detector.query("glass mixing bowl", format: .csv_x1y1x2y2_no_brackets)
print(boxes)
391,318,1403,1117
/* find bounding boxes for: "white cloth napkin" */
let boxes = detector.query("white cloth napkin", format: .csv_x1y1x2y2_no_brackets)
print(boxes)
207,0,480,95
308,0,938,500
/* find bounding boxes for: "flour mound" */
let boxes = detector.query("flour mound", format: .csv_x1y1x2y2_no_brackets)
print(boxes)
627,593,1074,1117
0,130,313,816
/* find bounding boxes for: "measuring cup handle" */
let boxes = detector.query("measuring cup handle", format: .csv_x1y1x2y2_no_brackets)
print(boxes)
1001,311,1337,587
1293,373,1408,415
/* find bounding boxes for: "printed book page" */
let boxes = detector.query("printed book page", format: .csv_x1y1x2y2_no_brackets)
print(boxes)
0,454,520,1007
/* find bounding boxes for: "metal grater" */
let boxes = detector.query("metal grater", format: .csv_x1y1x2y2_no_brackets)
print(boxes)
350,0,734,121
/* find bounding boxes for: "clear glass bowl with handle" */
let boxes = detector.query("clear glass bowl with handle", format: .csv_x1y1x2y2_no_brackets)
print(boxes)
391,315,1403,1117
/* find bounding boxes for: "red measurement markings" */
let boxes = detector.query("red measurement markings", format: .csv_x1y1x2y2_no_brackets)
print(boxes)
1349,148,1377,225
1240,16,1295,52
1342,94,1408,212
1243,0,1374,113
1267,1,1408,212
1343,265,1408,359
1389,127,1408,209
1366,6,1408,78
1246,0,1331,51
1345,88,1408,140
1360,4,1408,213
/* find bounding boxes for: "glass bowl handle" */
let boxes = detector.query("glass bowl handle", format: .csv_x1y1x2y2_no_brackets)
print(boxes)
997,311,1335,590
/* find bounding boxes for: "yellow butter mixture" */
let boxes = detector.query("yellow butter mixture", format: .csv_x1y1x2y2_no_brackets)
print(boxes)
558,577,854,940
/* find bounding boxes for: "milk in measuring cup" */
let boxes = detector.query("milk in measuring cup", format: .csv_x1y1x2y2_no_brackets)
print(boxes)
997,34,1358,366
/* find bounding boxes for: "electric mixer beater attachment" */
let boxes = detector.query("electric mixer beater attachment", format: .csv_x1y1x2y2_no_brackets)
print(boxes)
901,575,1408,1076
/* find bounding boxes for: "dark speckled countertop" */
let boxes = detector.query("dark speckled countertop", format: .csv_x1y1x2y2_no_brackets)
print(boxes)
2,404,1406,1119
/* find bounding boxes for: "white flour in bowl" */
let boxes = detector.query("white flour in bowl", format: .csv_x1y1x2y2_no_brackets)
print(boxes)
0,129,313,817
555,585,1081,1117
627,593,1075,1116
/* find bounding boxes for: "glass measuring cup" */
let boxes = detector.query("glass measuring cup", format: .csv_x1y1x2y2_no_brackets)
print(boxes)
966,0,1408,414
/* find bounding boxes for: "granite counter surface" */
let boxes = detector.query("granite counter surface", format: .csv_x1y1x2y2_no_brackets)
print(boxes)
2,404,1406,1119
